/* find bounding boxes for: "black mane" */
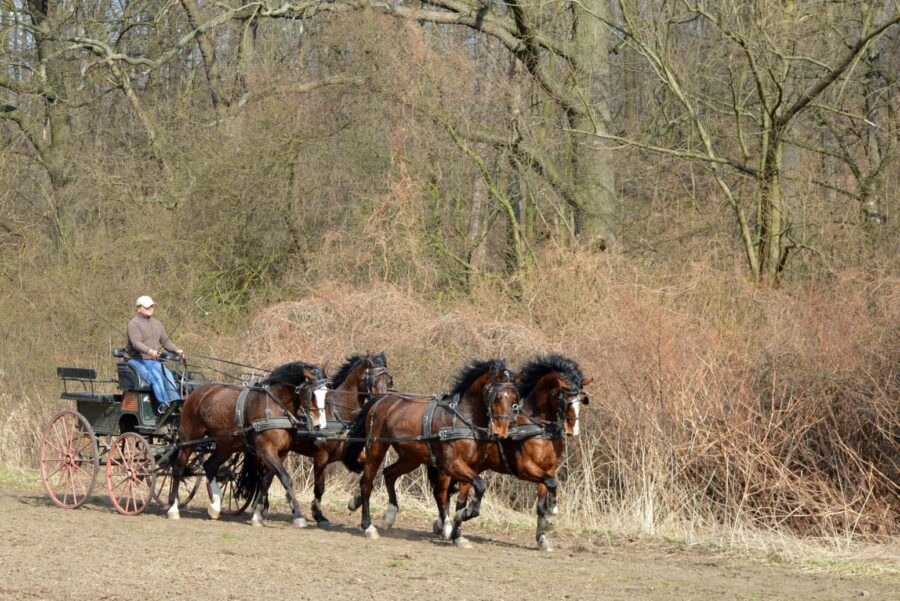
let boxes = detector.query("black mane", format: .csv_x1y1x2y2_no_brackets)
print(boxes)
330,354,365,388
261,361,323,387
517,354,584,400
450,359,509,396
331,352,388,388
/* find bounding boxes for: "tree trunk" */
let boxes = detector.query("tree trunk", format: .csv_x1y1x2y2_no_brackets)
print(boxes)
569,0,617,251
757,137,786,286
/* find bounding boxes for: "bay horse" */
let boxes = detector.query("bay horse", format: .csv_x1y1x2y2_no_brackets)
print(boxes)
429,353,591,550
248,352,392,527
166,361,329,527
341,359,519,541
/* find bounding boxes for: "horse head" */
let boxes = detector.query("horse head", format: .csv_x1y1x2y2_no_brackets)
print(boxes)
264,361,329,430
330,352,393,415
361,351,393,399
452,359,519,438
518,354,591,436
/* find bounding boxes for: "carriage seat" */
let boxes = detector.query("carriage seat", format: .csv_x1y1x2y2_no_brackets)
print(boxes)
112,348,153,392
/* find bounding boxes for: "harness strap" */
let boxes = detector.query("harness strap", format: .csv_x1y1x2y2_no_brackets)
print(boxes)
234,386,253,447
421,396,442,467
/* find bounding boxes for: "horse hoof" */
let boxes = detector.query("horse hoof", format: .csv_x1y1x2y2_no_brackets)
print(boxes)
208,506,220,520
293,517,308,529
379,504,398,529
538,535,555,552
251,519,264,528
453,537,473,549
347,496,361,512
432,519,443,536
551,504,559,515
167,506,180,520
316,519,332,530
364,525,380,539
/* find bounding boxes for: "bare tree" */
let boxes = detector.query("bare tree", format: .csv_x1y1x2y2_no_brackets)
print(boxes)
598,0,899,285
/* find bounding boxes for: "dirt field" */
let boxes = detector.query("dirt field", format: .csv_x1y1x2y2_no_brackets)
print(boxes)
1,486,897,601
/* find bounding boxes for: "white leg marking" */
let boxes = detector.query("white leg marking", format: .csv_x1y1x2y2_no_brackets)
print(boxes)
293,517,308,529
208,479,222,519
167,504,180,520
364,524,380,539
443,517,453,540
251,509,264,527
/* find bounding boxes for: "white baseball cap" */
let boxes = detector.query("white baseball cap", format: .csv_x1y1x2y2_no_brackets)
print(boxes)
136,295,155,308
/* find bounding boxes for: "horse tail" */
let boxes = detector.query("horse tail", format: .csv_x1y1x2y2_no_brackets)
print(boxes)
235,452,259,500
341,398,377,473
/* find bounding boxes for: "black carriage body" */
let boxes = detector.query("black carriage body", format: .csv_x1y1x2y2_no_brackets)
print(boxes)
57,357,200,438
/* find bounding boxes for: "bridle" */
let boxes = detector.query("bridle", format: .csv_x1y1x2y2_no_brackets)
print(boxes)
551,386,587,428
362,365,393,397
483,371,520,436
295,374,330,428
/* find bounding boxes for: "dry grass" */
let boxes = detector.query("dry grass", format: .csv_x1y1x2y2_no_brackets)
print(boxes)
230,261,898,548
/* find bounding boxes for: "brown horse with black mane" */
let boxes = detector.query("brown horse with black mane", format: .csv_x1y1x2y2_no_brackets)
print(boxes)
248,352,392,527
429,353,591,550
165,361,328,527
341,359,519,542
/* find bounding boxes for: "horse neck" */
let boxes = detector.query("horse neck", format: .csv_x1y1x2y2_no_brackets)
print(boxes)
525,377,559,420
458,381,490,425
330,371,365,418
264,383,298,414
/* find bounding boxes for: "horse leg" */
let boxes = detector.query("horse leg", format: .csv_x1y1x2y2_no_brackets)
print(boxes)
535,478,559,552
427,467,455,538
202,450,229,520
310,449,332,528
358,442,388,539
445,463,485,549
258,449,308,528
165,444,193,519
250,468,276,527
379,453,420,529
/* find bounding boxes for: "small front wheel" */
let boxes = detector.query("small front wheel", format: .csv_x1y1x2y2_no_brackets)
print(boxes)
106,432,156,515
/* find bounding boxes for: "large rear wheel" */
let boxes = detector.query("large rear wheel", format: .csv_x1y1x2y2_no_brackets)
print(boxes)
106,432,156,515
40,410,99,509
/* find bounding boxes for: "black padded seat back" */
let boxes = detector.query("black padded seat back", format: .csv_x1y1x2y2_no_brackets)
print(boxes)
117,362,152,392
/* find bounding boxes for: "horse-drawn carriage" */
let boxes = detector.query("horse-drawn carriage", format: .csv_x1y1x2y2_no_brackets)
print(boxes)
42,347,589,551
41,350,255,516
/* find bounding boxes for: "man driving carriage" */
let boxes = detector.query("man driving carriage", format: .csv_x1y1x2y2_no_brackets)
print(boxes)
125,295,185,414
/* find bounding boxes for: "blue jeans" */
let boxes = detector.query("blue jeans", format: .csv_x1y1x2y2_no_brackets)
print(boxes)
127,359,180,404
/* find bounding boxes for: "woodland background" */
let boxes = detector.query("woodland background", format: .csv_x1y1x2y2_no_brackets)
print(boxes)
1,1,897,546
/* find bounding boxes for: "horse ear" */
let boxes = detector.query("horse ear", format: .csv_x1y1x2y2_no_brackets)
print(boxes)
582,377,593,387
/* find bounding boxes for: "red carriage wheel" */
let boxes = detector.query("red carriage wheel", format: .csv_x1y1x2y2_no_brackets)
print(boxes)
106,432,156,515
152,453,203,510
40,410,100,509
218,453,256,516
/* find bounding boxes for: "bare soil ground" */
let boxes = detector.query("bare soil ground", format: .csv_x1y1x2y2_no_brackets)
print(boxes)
1,487,897,601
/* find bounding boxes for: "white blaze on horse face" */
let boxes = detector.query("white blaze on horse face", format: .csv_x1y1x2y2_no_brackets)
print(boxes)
314,384,328,429
571,397,581,436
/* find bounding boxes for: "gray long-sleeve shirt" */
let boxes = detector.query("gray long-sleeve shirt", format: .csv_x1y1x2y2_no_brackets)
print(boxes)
125,315,177,359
